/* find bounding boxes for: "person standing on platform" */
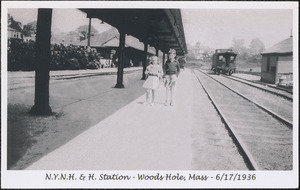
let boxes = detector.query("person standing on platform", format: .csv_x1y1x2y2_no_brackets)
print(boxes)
129,60,134,68
178,56,186,71
142,56,163,106
163,49,180,106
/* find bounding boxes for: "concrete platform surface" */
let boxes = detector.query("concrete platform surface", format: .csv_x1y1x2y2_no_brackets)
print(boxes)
23,68,247,170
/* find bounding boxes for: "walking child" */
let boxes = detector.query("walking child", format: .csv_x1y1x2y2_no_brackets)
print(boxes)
142,56,163,106
163,49,180,106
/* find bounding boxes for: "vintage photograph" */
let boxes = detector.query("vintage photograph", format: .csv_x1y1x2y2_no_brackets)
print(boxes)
1,1,298,188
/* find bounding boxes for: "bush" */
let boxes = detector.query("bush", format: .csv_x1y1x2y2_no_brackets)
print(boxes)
86,61,101,69
8,39,36,71
8,40,102,71
66,58,80,70
50,45,101,70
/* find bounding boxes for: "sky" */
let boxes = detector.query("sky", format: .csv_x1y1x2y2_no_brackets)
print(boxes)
181,9,293,49
7,9,113,34
7,7,294,49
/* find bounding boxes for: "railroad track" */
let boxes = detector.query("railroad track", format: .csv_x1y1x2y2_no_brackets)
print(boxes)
230,74,293,95
199,70,293,128
221,73,293,101
192,69,293,170
8,69,140,90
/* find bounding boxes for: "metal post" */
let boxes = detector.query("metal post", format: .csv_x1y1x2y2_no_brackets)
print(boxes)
87,17,92,52
115,30,125,88
141,42,148,80
30,9,52,115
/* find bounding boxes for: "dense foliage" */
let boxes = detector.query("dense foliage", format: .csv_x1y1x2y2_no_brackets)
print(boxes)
8,39,101,71
230,38,265,62
50,44,101,70
8,39,36,71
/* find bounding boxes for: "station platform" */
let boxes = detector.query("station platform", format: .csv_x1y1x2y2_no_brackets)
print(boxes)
7,68,247,170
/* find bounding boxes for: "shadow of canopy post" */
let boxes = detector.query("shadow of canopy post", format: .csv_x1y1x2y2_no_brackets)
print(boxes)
79,9,187,84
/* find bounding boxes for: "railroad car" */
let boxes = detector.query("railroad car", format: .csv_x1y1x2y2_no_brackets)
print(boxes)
211,49,237,75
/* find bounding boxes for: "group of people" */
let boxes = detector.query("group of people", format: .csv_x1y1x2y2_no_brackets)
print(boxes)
142,49,182,106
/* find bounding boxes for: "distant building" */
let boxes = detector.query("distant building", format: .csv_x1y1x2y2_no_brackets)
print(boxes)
51,27,156,68
76,28,119,59
188,42,203,59
77,28,155,67
24,34,36,42
103,35,156,67
260,36,293,85
187,42,213,60
8,26,23,40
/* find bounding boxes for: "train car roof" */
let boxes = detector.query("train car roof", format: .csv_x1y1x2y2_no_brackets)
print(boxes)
216,52,237,56
214,49,237,55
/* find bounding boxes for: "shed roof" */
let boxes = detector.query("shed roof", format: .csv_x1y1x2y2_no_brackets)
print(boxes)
261,37,293,55
77,28,118,47
8,26,16,31
103,36,156,55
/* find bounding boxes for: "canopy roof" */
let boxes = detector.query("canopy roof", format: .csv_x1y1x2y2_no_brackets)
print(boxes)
79,9,187,55
261,37,293,55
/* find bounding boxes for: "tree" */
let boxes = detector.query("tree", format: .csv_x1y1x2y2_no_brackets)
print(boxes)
75,25,99,41
248,38,265,62
23,21,37,37
230,38,249,60
231,39,245,53
201,49,213,63
8,14,23,32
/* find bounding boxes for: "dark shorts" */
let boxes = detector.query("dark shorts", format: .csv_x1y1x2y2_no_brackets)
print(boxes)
164,74,177,87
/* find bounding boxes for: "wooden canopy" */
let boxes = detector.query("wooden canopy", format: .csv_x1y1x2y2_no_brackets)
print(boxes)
79,9,187,55
30,8,187,114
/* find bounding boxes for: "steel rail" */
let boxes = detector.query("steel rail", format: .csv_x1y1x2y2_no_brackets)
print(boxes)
219,74,293,101
198,70,293,129
192,69,260,170
229,74,293,95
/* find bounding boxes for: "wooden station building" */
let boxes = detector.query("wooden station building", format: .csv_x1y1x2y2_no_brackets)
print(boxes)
260,36,293,84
